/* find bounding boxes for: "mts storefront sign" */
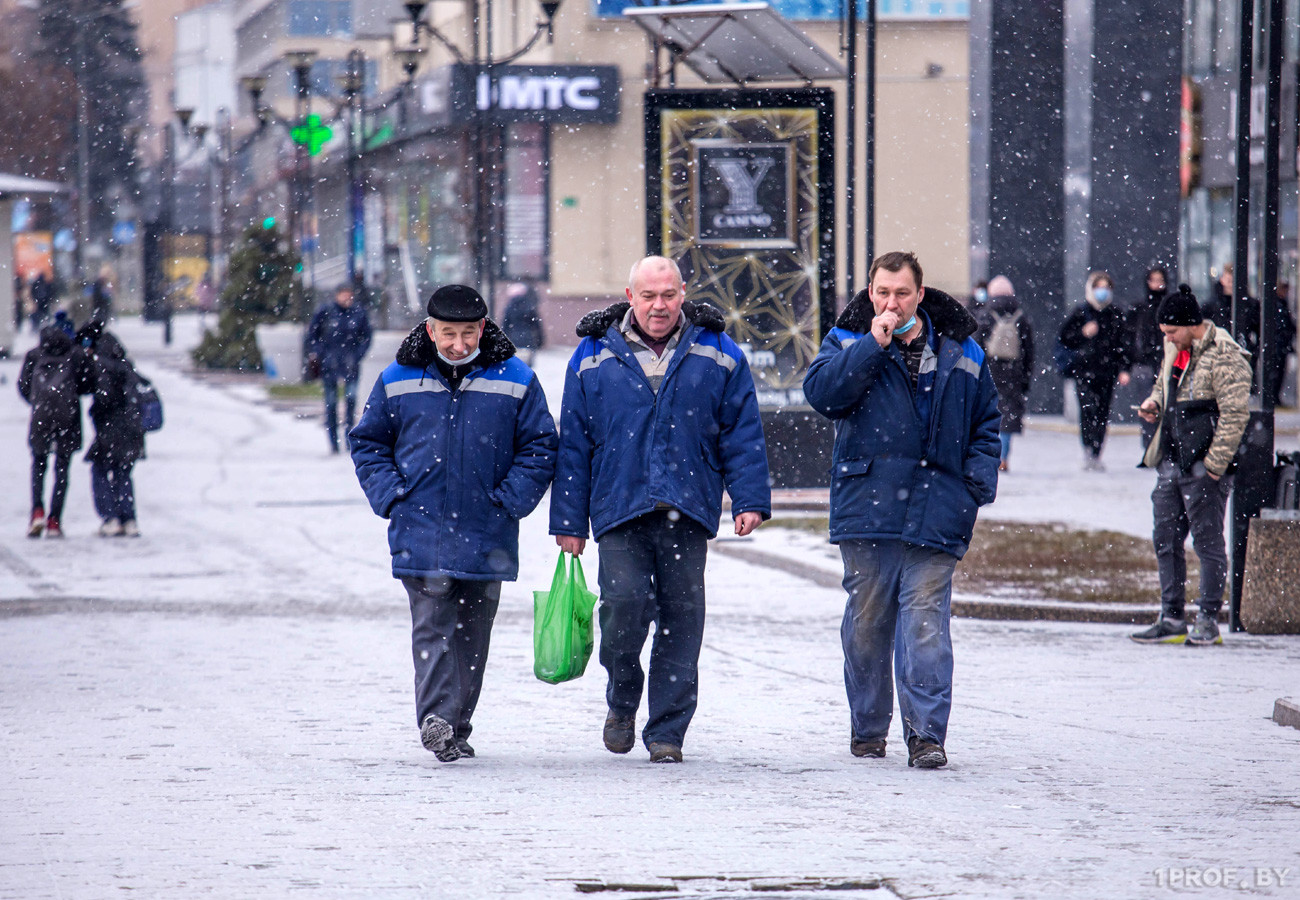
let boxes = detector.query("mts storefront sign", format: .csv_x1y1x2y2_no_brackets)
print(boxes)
437,64,620,124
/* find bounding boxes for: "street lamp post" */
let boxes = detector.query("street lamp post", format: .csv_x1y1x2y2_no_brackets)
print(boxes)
338,49,367,293
401,0,561,312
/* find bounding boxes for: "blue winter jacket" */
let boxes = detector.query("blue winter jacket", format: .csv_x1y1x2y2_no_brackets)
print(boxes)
350,320,558,581
550,301,772,541
308,301,373,382
803,288,1002,559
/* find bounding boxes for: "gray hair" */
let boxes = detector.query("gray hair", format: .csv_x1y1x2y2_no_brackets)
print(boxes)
628,256,683,291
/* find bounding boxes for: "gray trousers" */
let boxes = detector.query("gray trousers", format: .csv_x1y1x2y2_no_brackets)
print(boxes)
402,576,501,739
1152,460,1231,619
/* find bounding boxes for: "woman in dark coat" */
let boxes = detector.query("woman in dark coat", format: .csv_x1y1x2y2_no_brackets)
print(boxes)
501,281,544,365
1058,270,1133,471
974,275,1035,471
85,332,147,537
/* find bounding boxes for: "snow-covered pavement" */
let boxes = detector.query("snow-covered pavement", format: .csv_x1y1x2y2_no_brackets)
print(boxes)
2,315,1299,899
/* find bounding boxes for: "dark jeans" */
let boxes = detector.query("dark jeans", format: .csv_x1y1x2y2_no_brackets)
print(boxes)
597,510,709,748
31,446,73,518
402,576,501,739
840,540,957,747
1076,376,1116,456
1152,460,1231,619
91,460,136,522
324,378,359,450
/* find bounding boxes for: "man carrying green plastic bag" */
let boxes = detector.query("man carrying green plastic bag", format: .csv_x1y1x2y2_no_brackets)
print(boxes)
534,552,598,683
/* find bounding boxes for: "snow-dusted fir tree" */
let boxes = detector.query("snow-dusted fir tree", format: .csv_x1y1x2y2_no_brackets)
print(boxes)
192,224,301,372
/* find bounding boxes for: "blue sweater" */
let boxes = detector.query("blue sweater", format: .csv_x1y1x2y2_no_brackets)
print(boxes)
803,289,1002,559
351,321,557,580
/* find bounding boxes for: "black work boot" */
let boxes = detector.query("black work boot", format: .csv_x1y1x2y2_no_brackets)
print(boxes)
648,742,683,763
603,710,635,754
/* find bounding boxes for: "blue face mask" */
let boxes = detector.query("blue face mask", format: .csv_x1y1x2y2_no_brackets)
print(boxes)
895,314,919,336
974,288,988,304
1093,287,1112,305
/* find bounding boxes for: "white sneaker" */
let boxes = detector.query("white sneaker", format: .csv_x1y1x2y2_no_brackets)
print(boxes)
121,519,140,538
99,518,123,537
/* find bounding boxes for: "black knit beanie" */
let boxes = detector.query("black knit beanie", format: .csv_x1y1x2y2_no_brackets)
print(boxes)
1157,284,1203,327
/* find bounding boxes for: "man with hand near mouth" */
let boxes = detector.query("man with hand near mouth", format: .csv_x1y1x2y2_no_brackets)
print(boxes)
804,251,1002,769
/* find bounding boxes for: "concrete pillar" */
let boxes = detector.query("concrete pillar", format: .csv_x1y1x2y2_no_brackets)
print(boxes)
0,200,14,357
971,0,1067,412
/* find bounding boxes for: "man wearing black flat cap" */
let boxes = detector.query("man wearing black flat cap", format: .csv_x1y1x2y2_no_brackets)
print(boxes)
350,284,557,760
1133,285,1252,647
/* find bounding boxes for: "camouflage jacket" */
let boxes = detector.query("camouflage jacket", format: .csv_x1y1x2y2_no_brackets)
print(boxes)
1142,325,1252,475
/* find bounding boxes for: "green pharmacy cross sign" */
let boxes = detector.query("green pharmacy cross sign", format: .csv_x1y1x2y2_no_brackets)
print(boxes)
291,114,332,155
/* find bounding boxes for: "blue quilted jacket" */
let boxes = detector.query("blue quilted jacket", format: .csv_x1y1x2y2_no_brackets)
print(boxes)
550,302,771,541
803,288,1002,559
351,321,557,580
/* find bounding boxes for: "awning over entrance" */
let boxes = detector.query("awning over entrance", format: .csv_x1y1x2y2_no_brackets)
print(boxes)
624,2,845,86
0,173,67,199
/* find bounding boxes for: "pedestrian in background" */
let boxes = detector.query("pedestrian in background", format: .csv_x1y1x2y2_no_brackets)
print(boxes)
18,324,94,538
1127,267,1169,445
974,274,1034,471
963,279,989,312
351,285,557,761
549,256,770,764
804,251,1001,769
1133,285,1251,646
307,283,372,454
84,331,148,538
13,273,25,332
29,271,54,330
1264,281,1296,408
1057,270,1132,471
92,266,114,323
502,280,545,366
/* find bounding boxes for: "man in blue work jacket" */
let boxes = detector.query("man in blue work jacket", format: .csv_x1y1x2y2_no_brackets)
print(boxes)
550,256,771,764
351,284,557,762
804,251,1001,769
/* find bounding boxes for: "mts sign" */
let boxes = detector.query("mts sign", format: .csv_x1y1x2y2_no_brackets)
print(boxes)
450,64,620,124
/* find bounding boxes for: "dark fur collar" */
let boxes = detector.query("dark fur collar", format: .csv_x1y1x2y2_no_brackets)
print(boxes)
837,286,976,343
575,300,726,338
396,318,516,369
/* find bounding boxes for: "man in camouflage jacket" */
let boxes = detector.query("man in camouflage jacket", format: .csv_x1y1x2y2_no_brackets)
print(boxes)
1133,285,1252,646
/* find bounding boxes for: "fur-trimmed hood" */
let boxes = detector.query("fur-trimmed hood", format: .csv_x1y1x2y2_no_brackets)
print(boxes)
395,318,516,369
836,286,977,343
575,300,726,339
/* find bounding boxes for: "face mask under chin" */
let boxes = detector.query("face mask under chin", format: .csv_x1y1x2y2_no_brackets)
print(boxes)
438,346,481,367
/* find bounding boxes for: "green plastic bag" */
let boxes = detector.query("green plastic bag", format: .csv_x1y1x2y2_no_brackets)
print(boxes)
533,551,598,684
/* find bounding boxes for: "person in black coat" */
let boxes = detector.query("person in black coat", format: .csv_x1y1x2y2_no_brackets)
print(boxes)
1058,270,1133,470
18,325,94,537
1127,267,1169,444
974,275,1035,471
29,272,54,330
84,331,148,537
307,283,373,453
501,281,545,365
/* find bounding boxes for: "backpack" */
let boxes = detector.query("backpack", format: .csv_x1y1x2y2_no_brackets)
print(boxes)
986,309,1023,361
30,354,79,430
129,370,164,432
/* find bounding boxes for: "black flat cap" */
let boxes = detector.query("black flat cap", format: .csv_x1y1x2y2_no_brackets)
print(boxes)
427,284,487,322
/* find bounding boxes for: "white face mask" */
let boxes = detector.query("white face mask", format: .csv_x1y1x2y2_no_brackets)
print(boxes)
437,345,480,367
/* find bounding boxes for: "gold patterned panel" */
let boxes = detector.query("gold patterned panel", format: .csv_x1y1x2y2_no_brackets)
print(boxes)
660,108,823,393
